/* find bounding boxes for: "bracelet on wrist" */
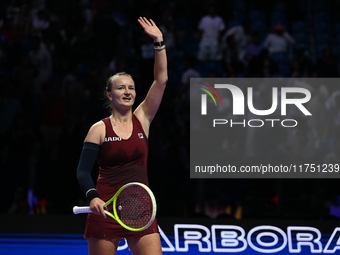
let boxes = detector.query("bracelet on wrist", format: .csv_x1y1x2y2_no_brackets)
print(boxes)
154,45,166,51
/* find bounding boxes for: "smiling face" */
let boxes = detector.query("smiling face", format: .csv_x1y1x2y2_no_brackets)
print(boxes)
107,75,136,110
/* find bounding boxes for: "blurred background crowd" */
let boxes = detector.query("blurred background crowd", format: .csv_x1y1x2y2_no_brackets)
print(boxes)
1,0,340,220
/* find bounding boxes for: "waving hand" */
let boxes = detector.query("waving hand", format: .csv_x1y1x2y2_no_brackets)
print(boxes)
138,17,163,41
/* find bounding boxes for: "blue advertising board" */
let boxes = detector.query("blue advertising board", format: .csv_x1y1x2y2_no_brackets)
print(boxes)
1,216,340,254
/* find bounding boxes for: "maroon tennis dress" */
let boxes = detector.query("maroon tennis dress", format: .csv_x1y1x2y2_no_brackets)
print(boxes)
84,115,159,239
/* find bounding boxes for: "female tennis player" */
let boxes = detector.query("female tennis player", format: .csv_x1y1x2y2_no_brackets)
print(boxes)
76,17,167,255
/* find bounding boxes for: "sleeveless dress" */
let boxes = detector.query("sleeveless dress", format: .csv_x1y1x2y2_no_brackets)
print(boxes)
84,115,159,239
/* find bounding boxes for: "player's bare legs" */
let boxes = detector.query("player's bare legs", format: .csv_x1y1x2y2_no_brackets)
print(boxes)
127,233,162,255
87,237,120,255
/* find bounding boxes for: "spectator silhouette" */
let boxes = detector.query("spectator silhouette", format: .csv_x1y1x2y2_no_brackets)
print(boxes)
223,20,251,63
197,6,225,61
263,23,294,55
244,31,266,76
29,36,52,95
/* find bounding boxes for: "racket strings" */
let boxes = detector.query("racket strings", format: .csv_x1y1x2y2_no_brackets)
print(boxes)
116,185,153,229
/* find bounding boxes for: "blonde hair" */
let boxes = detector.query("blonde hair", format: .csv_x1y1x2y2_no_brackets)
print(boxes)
103,72,134,113
105,72,133,92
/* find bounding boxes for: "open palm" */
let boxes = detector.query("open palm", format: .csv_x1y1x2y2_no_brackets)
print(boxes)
138,17,163,40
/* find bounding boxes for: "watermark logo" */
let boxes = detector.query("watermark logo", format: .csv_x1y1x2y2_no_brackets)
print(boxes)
197,82,222,115
200,84,311,116
196,80,312,128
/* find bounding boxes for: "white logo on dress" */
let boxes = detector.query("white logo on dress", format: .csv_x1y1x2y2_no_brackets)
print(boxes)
104,137,122,142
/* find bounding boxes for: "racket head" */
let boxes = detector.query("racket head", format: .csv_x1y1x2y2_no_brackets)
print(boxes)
109,182,157,231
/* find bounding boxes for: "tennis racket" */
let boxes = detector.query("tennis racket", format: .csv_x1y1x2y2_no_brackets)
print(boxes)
73,182,157,231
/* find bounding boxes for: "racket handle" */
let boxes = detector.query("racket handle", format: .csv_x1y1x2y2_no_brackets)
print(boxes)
73,206,92,214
